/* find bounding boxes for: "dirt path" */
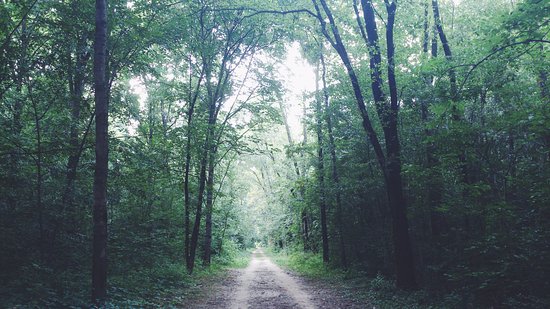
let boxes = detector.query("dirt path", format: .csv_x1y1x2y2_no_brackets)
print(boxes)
190,248,364,309
231,248,315,309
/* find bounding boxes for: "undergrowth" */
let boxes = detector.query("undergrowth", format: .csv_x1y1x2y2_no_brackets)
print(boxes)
267,248,462,309
105,246,252,307
2,244,252,308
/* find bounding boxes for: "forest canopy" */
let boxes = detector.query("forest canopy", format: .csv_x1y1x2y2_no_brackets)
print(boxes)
0,0,548,307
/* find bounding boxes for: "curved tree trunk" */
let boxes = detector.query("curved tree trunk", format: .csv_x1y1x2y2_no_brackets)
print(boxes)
184,57,205,269
313,0,417,290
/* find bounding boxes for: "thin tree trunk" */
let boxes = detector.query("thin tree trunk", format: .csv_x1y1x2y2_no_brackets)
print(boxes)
8,17,28,212
538,45,548,100
202,146,217,266
319,50,347,268
188,68,217,273
386,1,416,290
187,134,209,274
433,0,469,180
184,57,204,269
361,0,417,290
51,32,93,252
62,33,89,221
92,0,108,303
278,101,301,177
217,209,230,254
422,0,444,238
432,0,457,100
277,100,310,251
423,0,429,55
315,59,329,264
314,0,386,169
29,88,44,260
300,102,312,252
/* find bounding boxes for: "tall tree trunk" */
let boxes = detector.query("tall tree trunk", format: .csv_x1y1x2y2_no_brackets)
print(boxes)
319,50,347,268
538,45,548,100
422,0,445,238
8,17,28,212
313,0,417,289
432,0,469,179
188,75,217,273
423,0,430,55
432,0,457,101
202,146,217,267
61,34,90,226
315,59,329,264
361,0,417,290
184,57,204,269
92,0,108,303
51,32,93,254
385,1,416,290
187,135,209,274
29,87,44,259
217,208,230,254
314,0,386,168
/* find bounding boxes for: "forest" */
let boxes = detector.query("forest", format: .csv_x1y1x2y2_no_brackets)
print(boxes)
0,0,548,308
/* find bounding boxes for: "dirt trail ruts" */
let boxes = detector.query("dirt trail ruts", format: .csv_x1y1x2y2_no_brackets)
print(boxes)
231,248,315,309
190,248,364,309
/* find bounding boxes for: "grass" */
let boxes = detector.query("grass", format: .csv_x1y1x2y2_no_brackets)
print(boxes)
106,248,252,308
266,248,458,309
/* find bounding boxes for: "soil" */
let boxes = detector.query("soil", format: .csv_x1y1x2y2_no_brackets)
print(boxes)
188,248,367,309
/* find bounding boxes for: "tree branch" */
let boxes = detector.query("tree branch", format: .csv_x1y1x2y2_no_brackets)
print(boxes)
459,38,550,92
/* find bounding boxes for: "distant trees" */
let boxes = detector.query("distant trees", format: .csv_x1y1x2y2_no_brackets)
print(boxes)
1,0,281,306
1,0,549,307
255,0,549,306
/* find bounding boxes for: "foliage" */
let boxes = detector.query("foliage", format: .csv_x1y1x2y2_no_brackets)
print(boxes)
1,0,548,307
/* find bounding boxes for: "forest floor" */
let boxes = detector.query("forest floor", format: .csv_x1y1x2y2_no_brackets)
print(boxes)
186,248,366,309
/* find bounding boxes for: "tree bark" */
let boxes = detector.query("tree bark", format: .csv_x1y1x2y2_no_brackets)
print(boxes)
29,86,44,259
315,59,329,264
61,33,90,230
363,0,417,290
92,0,108,303
313,0,417,289
202,145,217,267
538,45,548,100
184,57,205,269
188,55,218,273
187,95,215,273
7,16,28,212
386,1,416,290
422,2,445,239
432,0,457,100
314,0,386,170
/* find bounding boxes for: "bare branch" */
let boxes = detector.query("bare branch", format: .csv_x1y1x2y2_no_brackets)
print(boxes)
205,7,319,20
459,38,550,92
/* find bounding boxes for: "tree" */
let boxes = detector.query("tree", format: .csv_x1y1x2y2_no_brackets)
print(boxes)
91,0,108,303
319,47,347,268
311,0,416,289
314,52,329,264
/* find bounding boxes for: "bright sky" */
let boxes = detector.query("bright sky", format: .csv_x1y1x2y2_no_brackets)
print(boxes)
128,42,316,140
277,42,317,141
